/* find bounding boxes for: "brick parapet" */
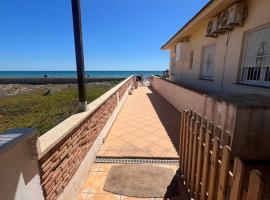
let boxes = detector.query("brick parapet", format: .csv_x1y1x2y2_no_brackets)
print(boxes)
38,77,133,200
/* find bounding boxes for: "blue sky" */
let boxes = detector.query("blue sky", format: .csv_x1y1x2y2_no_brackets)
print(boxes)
0,0,208,71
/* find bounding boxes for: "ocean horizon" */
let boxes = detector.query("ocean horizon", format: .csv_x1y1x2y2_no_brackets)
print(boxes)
0,71,163,78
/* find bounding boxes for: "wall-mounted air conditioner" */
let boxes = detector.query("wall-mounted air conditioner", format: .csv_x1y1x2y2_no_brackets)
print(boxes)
219,3,246,31
206,15,220,37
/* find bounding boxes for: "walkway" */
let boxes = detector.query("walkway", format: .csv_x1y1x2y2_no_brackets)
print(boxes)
97,86,180,158
77,163,179,200
76,86,182,200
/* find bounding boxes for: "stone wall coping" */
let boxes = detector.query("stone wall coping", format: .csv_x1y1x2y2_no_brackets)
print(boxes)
152,76,207,96
37,76,133,158
0,128,38,156
152,76,270,107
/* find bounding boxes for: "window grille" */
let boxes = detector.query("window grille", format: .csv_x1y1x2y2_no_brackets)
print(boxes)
200,44,216,80
240,25,270,87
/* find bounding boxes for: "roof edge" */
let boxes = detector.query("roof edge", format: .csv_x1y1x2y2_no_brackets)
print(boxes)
161,0,214,50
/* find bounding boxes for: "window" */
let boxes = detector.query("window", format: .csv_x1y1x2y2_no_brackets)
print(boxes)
240,24,270,87
176,43,181,61
200,44,216,80
171,57,176,76
189,50,194,69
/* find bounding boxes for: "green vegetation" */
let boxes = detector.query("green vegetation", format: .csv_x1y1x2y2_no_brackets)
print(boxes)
0,84,116,135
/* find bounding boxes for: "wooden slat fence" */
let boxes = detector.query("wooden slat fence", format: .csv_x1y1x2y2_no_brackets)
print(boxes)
179,110,264,200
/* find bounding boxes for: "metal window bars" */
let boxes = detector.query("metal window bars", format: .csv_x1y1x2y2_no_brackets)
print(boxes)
240,54,270,87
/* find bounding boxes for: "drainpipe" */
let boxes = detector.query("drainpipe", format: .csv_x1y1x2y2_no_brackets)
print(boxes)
71,0,87,111
220,32,231,93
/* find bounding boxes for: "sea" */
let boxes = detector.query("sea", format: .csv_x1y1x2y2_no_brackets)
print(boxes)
0,71,163,78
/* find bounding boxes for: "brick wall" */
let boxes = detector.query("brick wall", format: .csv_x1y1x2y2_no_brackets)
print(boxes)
39,78,132,200
118,77,133,100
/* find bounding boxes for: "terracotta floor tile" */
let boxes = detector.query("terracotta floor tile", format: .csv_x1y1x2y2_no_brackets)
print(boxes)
132,130,150,138
76,192,89,200
121,196,154,200
157,141,175,150
98,163,120,172
142,126,159,133
114,145,138,153
157,135,173,141
120,134,140,143
142,134,163,143
90,163,101,172
143,145,167,157
97,86,180,158
92,171,108,187
158,151,178,158
128,138,152,148
99,143,115,151
157,164,178,170
80,172,97,193
105,135,118,142
97,150,109,156
112,130,130,137
128,150,152,157
122,126,138,133
107,138,127,147
152,132,167,138
169,148,178,154
87,194,121,200
97,150,123,157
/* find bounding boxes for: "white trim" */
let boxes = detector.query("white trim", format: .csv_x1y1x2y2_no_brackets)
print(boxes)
239,24,270,87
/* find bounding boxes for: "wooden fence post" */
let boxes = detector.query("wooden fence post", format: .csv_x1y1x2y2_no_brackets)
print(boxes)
184,111,191,180
187,116,195,187
217,146,231,200
180,111,187,174
229,157,244,200
178,110,265,200
190,120,200,195
223,130,231,146
181,111,188,174
208,137,220,200
247,170,264,200
200,132,211,200
195,123,205,199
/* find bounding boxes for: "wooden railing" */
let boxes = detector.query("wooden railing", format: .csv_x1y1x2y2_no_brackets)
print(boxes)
179,110,264,200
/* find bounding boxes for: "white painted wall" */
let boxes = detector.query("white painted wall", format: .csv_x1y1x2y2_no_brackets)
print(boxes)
169,0,270,96
151,76,270,160
0,129,44,200
151,76,236,134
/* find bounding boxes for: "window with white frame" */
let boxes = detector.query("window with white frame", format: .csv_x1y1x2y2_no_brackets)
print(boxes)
200,44,216,80
240,24,270,87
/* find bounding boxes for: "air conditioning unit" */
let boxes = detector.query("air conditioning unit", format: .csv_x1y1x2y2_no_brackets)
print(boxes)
219,3,246,30
206,15,220,37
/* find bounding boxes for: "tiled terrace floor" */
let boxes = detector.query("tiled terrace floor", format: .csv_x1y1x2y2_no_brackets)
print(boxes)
77,86,182,200
97,86,181,158
76,163,179,200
